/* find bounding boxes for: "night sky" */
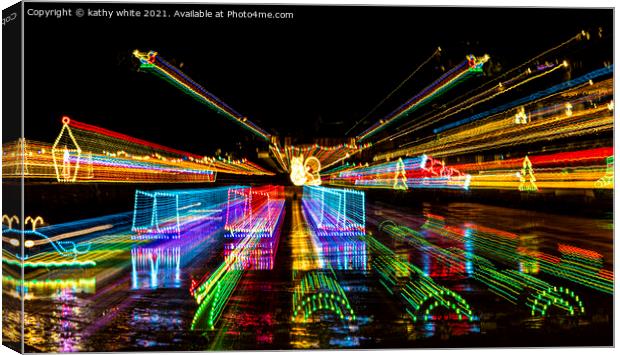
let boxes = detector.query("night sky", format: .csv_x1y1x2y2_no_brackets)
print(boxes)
23,3,613,158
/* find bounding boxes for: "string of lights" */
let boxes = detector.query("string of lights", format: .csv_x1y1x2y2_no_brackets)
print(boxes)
302,186,366,237
422,214,613,294
133,50,272,142
326,155,470,190
364,234,476,323
380,221,585,317
355,55,489,142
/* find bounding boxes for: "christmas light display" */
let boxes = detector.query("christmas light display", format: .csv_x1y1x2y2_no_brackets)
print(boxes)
595,156,614,188
2,117,273,182
224,193,285,270
223,238,279,271
364,234,475,323
432,66,613,134
313,234,368,271
327,155,471,190
290,201,324,271
289,155,322,186
190,235,262,330
375,73,612,163
383,61,571,142
295,186,368,271
356,54,489,142
288,198,359,326
131,217,225,290
270,140,372,176
2,228,91,261
133,50,272,142
292,270,356,323
191,185,285,330
52,117,217,182
132,186,237,239
2,212,150,269
2,227,146,268
224,185,285,238
422,213,613,294
517,156,538,192
302,186,366,236
1,14,613,350
380,222,585,317
448,147,613,191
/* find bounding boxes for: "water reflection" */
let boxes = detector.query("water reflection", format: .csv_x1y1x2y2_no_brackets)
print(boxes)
131,247,181,289
14,194,613,351
290,193,365,349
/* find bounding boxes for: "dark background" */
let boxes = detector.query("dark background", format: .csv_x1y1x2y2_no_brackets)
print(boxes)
23,3,613,158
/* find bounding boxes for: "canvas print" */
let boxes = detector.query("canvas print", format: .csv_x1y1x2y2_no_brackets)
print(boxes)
1,2,614,352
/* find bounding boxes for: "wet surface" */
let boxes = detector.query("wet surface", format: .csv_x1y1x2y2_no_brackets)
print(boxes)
5,193,613,351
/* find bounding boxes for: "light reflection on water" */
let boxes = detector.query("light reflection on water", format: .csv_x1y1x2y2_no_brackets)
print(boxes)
13,199,613,351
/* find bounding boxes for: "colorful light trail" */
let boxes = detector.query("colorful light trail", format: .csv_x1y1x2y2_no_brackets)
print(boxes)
133,50,272,142
375,74,613,162
2,118,273,183
191,185,285,330
327,155,471,190
364,234,475,323
302,186,366,236
132,186,234,239
379,221,586,317
224,185,285,238
355,55,489,142
422,213,613,294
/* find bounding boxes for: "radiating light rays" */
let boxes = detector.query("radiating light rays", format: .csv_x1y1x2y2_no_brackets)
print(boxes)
1,139,57,179
381,61,570,143
3,229,140,269
356,55,489,142
3,229,92,259
313,235,368,271
375,74,613,162
268,141,372,181
360,76,613,193
346,47,443,137
296,187,369,271
223,238,278,271
2,211,144,269
223,186,285,270
129,218,224,293
326,155,470,191
431,66,613,135
133,50,272,142
190,234,258,330
378,30,594,145
595,156,614,188
289,195,361,333
51,117,217,183
302,186,366,237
